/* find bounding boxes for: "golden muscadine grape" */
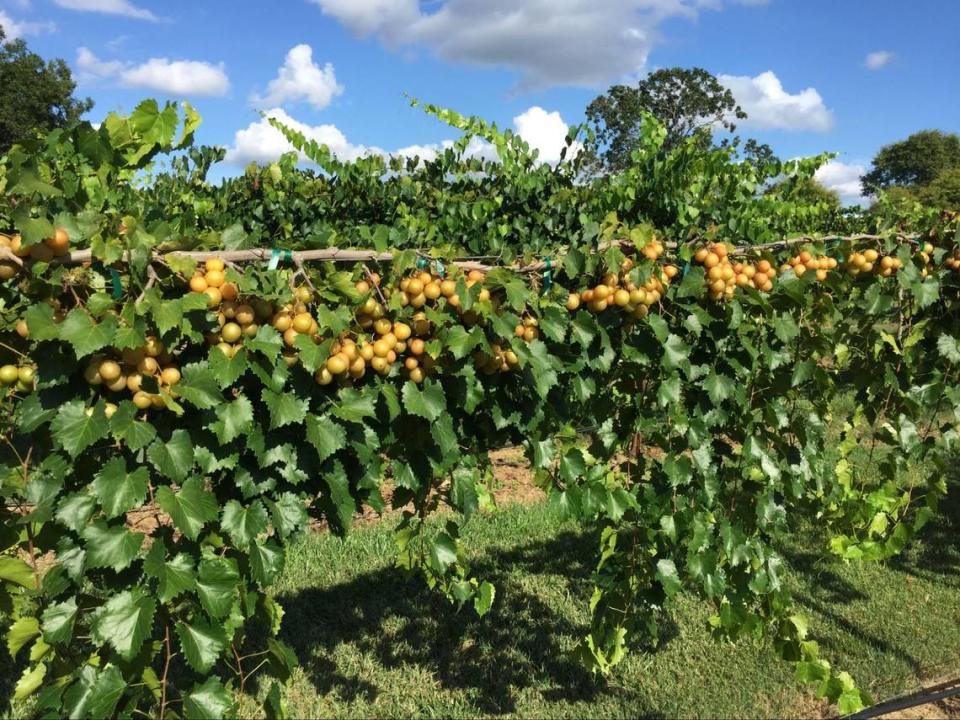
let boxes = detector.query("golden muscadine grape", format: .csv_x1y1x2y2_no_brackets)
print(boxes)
0,365,19,384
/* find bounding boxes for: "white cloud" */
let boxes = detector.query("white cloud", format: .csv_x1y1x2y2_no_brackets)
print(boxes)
225,108,381,165
815,160,868,204
512,106,581,164
76,47,229,96
865,50,894,70
76,46,124,79
309,0,762,89
53,0,158,21
719,71,833,132
120,58,229,96
250,45,343,110
224,105,579,168
0,9,55,39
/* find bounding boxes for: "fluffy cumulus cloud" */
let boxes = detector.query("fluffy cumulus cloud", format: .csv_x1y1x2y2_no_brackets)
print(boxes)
814,160,868,204
250,45,343,110
53,0,158,21
225,108,381,165
512,106,580,164
309,0,764,89
224,105,578,168
0,9,55,39
76,48,230,96
865,50,894,70
718,71,833,132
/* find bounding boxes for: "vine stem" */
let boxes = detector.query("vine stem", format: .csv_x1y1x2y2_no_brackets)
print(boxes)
0,341,27,359
159,622,172,720
0,233,921,275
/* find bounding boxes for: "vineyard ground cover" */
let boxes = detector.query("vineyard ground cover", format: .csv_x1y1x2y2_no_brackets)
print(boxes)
1,453,957,718
251,484,960,719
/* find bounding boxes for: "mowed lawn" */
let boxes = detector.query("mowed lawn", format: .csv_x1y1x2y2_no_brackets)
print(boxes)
237,487,960,719
2,481,957,718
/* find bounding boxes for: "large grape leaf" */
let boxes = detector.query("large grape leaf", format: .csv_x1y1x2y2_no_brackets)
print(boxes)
82,523,144,572
90,590,156,660
92,457,149,518
155,477,218,541
176,618,228,674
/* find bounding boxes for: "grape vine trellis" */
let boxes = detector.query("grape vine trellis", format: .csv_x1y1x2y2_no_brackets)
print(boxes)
0,98,958,718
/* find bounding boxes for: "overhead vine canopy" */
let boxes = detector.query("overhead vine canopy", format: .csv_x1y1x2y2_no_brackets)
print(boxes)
0,99,957,718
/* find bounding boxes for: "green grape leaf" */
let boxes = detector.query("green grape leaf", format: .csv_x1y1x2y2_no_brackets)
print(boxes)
147,429,195,482
268,492,308,540
401,379,446,421
41,598,77,645
305,414,346,463
176,618,228,674
51,400,110,457
155,477,218,541
176,363,223,409
90,589,156,660
208,345,248,387
331,386,376,423
249,539,285,586
92,457,149,518
58,309,118,359
184,677,235,720
196,557,240,619
209,395,254,444
6,616,40,657
82,522,144,572
62,665,125,720
143,542,197,604
221,500,269,550
262,387,308,430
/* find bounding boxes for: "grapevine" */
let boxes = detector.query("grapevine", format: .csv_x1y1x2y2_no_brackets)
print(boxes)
0,98,957,719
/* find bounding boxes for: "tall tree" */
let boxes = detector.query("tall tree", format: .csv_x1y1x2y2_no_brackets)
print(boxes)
585,67,746,173
0,28,93,154
917,167,960,210
860,130,960,194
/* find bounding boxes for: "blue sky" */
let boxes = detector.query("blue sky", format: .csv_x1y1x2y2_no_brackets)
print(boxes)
2,0,958,201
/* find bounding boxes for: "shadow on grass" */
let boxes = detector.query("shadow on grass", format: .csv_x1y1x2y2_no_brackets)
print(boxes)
888,474,960,584
277,528,665,717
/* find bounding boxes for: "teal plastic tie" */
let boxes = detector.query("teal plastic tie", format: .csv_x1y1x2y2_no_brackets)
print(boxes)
416,256,429,270
267,248,281,270
543,256,553,293
434,259,446,276
267,248,292,270
110,268,122,299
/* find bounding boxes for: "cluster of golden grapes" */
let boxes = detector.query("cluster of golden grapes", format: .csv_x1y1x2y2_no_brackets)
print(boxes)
83,336,181,410
189,258,240,307
639,238,666,261
0,229,71,279
945,248,960,273
208,297,273,359
0,363,35,393
270,287,321,367
473,342,520,375
844,248,902,278
915,242,936,277
317,317,435,385
783,250,838,281
513,315,540,342
694,242,775,301
567,257,677,316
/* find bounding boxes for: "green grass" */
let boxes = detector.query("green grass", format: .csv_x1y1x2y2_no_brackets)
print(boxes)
232,488,960,719
3,480,957,718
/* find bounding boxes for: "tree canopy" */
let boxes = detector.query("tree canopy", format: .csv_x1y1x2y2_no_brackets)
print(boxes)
585,67,745,173
0,28,93,154
861,130,960,194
